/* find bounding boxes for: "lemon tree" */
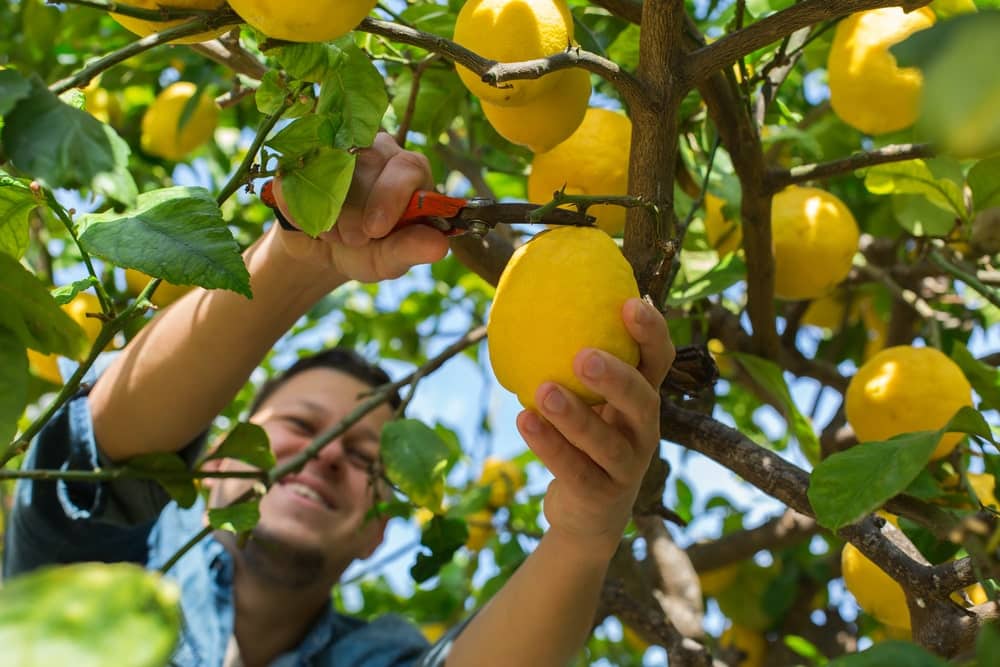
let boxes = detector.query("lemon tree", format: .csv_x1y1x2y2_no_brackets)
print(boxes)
3,0,1000,664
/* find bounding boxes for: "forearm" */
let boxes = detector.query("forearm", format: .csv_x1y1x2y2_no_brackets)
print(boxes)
90,225,345,462
446,528,616,667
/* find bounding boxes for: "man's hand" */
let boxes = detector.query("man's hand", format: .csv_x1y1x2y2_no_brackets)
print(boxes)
515,297,674,555
271,133,450,282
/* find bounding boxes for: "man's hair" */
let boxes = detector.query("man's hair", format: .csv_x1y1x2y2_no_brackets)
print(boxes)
249,347,402,416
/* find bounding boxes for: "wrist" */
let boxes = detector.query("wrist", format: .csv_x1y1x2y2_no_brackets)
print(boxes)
543,524,622,566
248,224,346,304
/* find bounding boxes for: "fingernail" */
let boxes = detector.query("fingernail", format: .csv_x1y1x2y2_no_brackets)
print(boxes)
634,300,651,325
583,352,605,380
521,411,541,434
543,387,566,414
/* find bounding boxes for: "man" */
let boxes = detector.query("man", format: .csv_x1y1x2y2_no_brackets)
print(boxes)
5,134,675,666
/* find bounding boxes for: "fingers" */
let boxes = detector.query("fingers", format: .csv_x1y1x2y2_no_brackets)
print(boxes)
366,223,449,280
622,297,675,388
338,133,433,247
516,408,615,492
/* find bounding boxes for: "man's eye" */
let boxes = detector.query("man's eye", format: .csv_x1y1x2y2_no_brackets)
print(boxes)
347,448,378,470
281,417,314,434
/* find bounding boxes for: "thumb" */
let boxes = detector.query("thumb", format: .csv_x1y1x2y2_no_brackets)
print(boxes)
372,224,449,279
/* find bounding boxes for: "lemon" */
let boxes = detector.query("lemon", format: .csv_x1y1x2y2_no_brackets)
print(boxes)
845,346,973,460
464,510,495,551
707,338,736,378
699,563,739,597
827,7,935,135
478,457,527,508
27,349,62,385
771,185,859,301
83,79,122,126
420,622,449,644
801,292,860,331
487,226,639,410
125,268,194,308
527,108,632,236
140,82,219,161
481,67,591,153
453,0,574,106
841,514,911,629
968,473,999,510
704,193,741,256
64,292,104,346
719,624,767,667
227,0,376,42
858,299,888,362
110,0,228,44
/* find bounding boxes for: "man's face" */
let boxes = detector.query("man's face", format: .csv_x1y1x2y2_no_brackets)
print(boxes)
211,367,393,579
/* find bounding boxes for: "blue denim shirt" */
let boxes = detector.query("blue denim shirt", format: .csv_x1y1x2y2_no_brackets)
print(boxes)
3,361,454,667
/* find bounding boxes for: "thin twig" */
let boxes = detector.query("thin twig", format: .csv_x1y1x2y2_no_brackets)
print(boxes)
395,54,440,146
50,0,214,21
768,143,935,191
929,249,1000,310
43,189,113,313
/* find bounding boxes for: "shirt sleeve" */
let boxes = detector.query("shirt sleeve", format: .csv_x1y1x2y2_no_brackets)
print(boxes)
3,353,206,578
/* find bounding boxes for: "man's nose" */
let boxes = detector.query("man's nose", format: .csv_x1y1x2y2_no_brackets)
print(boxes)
313,436,346,470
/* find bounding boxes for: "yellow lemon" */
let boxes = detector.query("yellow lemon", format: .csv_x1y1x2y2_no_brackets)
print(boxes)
704,193,741,256
487,226,639,410
707,338,736,378
124,268,194,308
801,292,861,331
719,624,767,667
859,299,888,362
141,82,219,161
527,108,632,236
968,473,999,510
481,67,590,153
478,457,527,508
845,346,973,460
110,0,228,44
27,349,62,385
420,622,449,644
228,0,375,42
771,186,860,301
699,563,740,597
413,507,436,527
464,510,495,551
827,7,935,135
63,292,104,346
453,0,574,106
83,79,123,126
842,514,911,629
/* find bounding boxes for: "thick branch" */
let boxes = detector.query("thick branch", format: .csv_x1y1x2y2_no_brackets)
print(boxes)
589,0,642,24
636,516,704,637
687,0,933,82
686,510,818,572
189,40,267,80
357,17,647,108
768,143,935,191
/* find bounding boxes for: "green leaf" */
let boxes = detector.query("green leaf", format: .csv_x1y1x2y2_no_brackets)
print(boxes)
381,419,451,513
978,622,1000,665
863,159,966,218
255,70,288,115
783,635,826,663
891,193,958,237
0,69,32,115
827,641,948,667
279,147,356,237
317,40,388,148
967,156,1000,212
201,422,274,471
207,500,261,534
266,113,340,159
1,77,137,207
0,330,28,445
952,342,1000,412
412,515,467,583
668,252,746,306
123,453,198,509
77,186,251,298
0,562,181,667
273,42,345,83
893,12,1000,158
51,277,100,306
730,353,821,465
0,253,87,357
0,176,35,258
390,67,465,143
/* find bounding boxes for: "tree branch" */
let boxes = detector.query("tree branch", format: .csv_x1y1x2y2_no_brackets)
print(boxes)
357,17,648,108
768,143,935,191
686,510,818,572
687,0,933,82
589,0,642,24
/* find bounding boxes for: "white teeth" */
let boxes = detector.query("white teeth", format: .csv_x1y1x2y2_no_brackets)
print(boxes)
286,482,329,508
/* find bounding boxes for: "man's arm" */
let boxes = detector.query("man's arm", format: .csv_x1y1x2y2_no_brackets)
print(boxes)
90,135,448,462
444,297,674,667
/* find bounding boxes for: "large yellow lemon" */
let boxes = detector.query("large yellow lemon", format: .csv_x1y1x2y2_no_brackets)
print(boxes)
110,0,228,44
719,624,767,667
845,346,973,459
527,108,632,236
487,226,639,410
827,7,935,135
140,82,219,161
842,514,910,629
453,0,574,106
481,67,591,153
478,457,527,508
124,268,194,308
771,186,859,301
704,193,741,257
227,0,375,42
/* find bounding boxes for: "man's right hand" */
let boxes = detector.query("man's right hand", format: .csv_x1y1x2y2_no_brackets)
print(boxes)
270,133,450,283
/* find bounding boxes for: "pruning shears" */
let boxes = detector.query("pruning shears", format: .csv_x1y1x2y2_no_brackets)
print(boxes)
260,181,595,237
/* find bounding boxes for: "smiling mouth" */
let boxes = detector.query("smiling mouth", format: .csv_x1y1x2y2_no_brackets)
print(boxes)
284,481,333,510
